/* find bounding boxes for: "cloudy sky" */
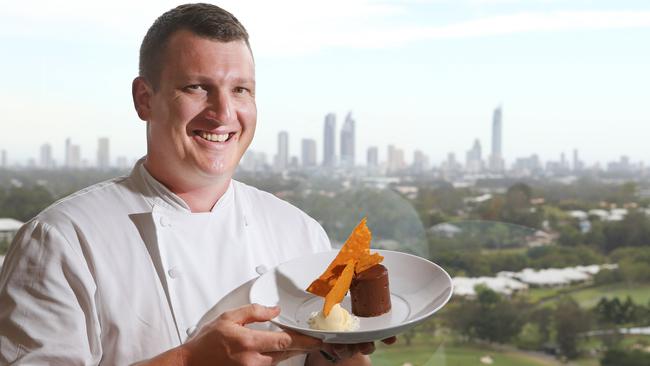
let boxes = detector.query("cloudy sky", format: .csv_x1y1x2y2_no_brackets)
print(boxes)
1,0,649,167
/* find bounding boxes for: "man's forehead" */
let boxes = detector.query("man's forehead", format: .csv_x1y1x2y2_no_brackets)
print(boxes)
160,31,255,79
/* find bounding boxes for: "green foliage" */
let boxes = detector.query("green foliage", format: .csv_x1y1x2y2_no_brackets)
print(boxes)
554,297,591,359
0,185,55,221
526,245,604,269
595,296,641,325
444,287,526,344
594,268,624,285
558,223,583,246
601,349,650,366
610,247,650,283
601,212,650,252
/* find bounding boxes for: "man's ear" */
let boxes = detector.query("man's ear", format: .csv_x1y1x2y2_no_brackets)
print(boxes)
132,77,153,121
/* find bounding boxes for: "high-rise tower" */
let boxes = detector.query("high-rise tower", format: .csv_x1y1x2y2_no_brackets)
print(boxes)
323,113,336,167
489,106,505,172
340,111,355,168
301,138,317,167
97,137,110,170
275,131,289,171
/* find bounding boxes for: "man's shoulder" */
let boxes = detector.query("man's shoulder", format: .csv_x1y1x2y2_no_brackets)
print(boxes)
37,174,141,224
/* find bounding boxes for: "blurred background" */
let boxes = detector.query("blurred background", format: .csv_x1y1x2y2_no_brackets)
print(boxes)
1,1,650,365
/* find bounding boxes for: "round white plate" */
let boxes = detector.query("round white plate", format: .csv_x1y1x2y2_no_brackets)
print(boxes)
249,249,453,343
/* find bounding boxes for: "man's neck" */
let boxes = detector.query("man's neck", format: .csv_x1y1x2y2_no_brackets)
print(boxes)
143,159,231,213
176,181,230,213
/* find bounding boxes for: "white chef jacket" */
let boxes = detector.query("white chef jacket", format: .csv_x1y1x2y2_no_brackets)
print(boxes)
0,159,331,365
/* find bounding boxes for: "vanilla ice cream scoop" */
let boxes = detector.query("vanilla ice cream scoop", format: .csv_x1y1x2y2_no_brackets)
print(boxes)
308,303,360,331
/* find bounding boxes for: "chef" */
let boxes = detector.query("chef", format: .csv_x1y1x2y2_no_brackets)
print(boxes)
0,3,388,365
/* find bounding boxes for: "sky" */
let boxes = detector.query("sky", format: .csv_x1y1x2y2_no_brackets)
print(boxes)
1,0,649,167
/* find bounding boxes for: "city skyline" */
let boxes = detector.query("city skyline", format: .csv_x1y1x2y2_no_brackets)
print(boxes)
1,105,647,172
1,1,649,166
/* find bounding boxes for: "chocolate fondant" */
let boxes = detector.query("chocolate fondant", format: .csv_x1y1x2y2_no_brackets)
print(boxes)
350,264,391,317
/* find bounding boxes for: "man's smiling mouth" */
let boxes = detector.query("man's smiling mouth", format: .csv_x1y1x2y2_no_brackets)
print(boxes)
194,131,234,142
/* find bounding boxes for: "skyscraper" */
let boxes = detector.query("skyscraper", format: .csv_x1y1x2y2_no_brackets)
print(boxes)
97,137,110,170
340,111,355,168
387,145,405,174
573,149,583,171
489,106,505,172
412,150,430,174
1,150,7,168
466,139,483,173
366,146,378,168
40,143,53,168
323,113,336,167
69,145,81,169
65,138,71,167
275,131,289,172
301,138,317,167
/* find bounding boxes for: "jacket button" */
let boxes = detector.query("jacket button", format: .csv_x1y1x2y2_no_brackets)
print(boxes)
168,268,180,279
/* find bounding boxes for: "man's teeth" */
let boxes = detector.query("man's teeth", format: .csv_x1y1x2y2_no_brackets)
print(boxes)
199,132,229,142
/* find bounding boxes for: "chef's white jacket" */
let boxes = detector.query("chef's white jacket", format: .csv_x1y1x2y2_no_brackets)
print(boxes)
0,160,331,365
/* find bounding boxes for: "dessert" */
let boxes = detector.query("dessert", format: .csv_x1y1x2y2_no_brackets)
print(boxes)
308,303,359,331
305,218,391,330
350,263,391,317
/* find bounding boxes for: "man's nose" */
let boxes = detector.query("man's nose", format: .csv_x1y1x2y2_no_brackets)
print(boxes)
205,90,234,122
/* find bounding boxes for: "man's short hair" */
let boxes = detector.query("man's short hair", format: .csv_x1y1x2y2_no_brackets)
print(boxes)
139,3,250,90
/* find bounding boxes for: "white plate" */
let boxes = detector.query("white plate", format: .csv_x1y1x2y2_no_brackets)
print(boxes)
249,249,453,343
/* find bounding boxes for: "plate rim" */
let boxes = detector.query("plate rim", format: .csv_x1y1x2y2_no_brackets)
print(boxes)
249,249,454,338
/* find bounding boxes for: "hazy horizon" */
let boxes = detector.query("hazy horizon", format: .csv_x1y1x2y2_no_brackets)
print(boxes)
1,0,649,166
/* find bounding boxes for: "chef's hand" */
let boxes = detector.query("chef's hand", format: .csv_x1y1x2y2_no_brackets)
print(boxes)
181,303,322,366
306,337,397,365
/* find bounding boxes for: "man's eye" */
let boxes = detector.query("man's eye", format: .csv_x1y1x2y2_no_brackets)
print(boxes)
184,84,206,92
234,87,250,95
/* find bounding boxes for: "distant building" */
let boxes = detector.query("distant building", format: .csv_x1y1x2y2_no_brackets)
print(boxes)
323,113,336,167
301,138,317,167
0,150,6,168
386,145,405,174
39,143,54,168
441,152,462,175
513,154,542,175
97,137,110,170
65,138,71,167
69,145,81,169
412,149,430,174
339,112,355,168
65,138,81,169
489,106,505,172
465,139,483,173
608,155,632,173
366,146,378,168
573,149,583,171
274,131,289,172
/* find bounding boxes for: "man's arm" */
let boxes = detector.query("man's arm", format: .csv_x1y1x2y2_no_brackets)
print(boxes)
0,221,101,364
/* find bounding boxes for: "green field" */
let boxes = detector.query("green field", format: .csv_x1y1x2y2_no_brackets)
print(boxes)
527,282,650,308
370,343,600,366
569,283,650,308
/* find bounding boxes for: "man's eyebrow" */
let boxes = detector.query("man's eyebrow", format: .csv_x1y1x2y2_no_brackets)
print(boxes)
232,77,256,86
176,75,255,86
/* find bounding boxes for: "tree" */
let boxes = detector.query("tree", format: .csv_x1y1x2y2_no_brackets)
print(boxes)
554,297,590,359
601,349,650,366
445,286,525,344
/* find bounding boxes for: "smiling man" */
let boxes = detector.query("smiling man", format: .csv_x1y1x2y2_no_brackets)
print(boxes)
0,3,383,366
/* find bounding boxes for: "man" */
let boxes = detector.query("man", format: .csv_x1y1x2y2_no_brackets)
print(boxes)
0,3,391,365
